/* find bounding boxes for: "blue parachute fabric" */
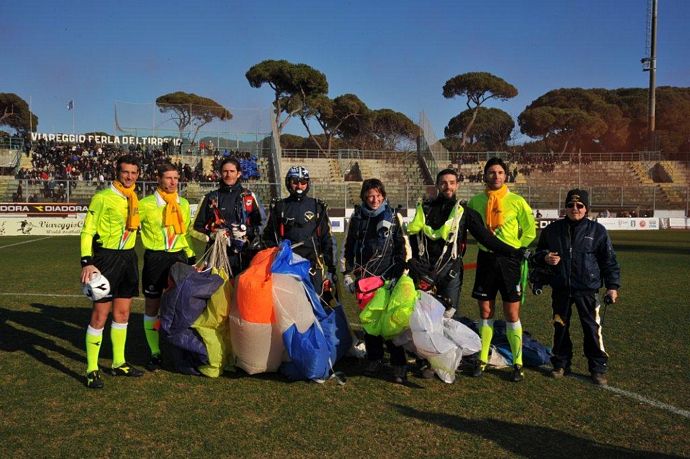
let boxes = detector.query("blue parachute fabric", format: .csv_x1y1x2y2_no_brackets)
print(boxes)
271,243,352,360
271,241,347,380
491,320,551,367
328,304,353,361
271,240,324,318
159,263,224,374
280,323,332,381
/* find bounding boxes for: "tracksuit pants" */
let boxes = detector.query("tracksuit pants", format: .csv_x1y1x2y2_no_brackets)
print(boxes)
551,290,608,374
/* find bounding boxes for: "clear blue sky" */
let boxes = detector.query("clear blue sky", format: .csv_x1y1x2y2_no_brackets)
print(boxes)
2,0,688,141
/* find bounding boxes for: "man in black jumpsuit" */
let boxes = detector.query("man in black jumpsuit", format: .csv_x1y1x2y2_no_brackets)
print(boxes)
408,169,524,317
263,166,336,299
193,157,264,276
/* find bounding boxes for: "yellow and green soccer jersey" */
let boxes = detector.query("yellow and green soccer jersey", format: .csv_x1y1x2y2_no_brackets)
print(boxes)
81,187,138,257
139,192,194,257
467,189,536,250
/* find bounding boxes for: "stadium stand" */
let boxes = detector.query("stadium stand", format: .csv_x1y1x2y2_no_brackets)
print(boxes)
2,136,688,215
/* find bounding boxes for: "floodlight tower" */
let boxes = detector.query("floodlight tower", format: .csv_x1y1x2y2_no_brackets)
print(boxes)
641,0,657,151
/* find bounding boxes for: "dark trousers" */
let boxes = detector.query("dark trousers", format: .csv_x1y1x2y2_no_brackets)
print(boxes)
551,290,608,374
365,333,407,366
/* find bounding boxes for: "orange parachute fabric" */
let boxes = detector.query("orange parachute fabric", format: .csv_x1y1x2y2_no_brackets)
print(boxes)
229,247,283,374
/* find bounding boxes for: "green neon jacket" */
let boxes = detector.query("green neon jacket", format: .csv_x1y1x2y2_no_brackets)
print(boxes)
80,186,137,259
139,192,194,257
467,189,536,250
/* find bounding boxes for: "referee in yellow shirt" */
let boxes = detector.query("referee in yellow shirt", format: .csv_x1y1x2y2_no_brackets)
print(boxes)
80,155,144,389
468,157,536,382
139,162,196,371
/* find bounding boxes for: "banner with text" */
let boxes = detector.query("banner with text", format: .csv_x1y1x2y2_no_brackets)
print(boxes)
597,218,659,231
0,216,84,236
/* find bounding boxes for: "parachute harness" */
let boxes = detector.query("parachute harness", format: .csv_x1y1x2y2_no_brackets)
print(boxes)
351,207,398,280
406,199,464,273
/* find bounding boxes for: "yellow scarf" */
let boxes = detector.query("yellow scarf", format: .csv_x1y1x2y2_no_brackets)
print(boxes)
112,180,140,230
157,188,185,235
485,184,508,233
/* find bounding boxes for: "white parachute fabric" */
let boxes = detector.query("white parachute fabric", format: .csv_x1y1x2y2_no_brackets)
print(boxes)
272,274,315,335
395,292,483,383
408,292,463,383
443,317,481,356
228,286,284,375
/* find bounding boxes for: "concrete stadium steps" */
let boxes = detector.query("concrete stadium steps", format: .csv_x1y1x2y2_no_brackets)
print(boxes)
455,162,485,183
8,180,99,203
181,182,204,202
281,158,334,182
628,161,656,185
656,184,688,209
0,149,21,170
0,177,17,200
514,161,639,187
345,156,426,207
18,153,32,170
3,152,688,211
660,161,690,185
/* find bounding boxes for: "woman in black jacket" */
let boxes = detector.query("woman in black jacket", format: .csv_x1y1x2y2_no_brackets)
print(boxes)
341,179,408,384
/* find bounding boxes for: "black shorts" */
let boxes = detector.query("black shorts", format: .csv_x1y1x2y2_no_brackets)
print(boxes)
92,248,139,302
142,250,188,298
471,250,522,302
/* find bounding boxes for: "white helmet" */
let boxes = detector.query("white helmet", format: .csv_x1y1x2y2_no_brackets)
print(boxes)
83,272,111,301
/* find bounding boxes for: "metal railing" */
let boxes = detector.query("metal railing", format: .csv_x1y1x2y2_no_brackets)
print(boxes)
7,179,689,216
0,137,25,150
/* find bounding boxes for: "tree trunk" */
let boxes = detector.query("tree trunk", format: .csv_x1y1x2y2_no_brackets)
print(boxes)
300,116,325,155
461,107,480,149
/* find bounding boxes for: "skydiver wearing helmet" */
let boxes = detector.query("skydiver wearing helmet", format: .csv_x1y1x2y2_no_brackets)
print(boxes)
263,166,337,300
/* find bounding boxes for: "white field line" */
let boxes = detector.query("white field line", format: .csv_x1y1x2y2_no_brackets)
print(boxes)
601,384,690,419
1,290,688,420
0,292,143,301
0,236,53,249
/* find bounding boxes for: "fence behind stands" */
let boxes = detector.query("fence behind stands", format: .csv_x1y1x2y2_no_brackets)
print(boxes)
6,178,689,215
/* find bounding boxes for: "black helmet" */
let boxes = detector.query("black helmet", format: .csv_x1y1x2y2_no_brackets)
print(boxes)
285,166,310,198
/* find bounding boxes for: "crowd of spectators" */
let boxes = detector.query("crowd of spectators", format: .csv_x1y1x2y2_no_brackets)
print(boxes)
12,139,261,201
443,166,519,184
449,151,577,182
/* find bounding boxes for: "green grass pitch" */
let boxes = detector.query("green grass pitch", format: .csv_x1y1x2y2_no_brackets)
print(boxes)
0,231,689,456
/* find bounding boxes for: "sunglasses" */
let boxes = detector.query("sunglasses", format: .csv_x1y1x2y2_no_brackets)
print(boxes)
566,202,585,210
290,178,309,185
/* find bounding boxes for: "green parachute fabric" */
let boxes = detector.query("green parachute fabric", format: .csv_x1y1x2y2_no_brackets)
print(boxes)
359,274,418,339
191,267,233,378
380,273,418,340
359,281,391,336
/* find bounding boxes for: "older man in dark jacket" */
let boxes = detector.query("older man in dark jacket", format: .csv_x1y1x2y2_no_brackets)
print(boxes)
534,189,620,386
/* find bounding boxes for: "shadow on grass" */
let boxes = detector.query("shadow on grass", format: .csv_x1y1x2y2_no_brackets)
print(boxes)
0,305,87,383
392,404,680,458
0,304,153,382
219,356,426,388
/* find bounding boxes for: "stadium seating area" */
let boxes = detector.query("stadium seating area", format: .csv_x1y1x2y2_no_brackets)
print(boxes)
2,138,689,214
7,140,261,203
